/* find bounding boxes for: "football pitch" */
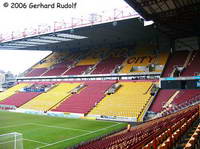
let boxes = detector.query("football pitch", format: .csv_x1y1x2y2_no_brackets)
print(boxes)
0,111,127,149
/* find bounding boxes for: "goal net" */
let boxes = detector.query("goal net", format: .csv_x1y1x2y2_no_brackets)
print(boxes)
0,132,23,149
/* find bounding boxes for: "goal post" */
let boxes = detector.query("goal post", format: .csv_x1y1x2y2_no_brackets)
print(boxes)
0,132,23,149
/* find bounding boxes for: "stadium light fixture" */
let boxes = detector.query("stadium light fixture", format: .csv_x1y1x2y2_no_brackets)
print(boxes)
144,20,154,26
40,36,73,42
27,39,61,43
56,33,88,39
112,21,117,27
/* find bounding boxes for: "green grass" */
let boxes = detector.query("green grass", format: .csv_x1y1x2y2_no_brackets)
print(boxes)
0,111,127,149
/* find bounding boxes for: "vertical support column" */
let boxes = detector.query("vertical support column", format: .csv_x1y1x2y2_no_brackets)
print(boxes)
170,38,175,53
156,31,160,54
197,37,200,50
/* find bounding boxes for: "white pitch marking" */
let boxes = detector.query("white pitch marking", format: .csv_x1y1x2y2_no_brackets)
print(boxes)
23,138,49,145
37,123,121,149
29,123,92,132
0,123,32,129
0,139,23,145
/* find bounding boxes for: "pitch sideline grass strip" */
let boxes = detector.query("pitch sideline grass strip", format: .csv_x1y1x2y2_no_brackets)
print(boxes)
37,123,121,149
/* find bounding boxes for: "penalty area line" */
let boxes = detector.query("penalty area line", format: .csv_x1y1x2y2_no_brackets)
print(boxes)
23,138,49,145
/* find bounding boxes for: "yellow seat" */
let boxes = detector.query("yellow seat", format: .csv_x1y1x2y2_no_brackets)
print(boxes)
119,46,169,73
0,83,29,101
33,52,67,68
89,82,153,118
20,83,80,111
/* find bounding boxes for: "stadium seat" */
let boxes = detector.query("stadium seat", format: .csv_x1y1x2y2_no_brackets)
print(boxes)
76,55,100,66
78,105,199,149
182,50,200,76
0,83,29,102
25,52,67,77
53,81,114,113
149,89,177,113
0,92,41,107
172,90,200,105
63,65,93,75
42,60,73,76
89,81,153,118
91,57,125,74
33,52,62,69
162,51,189,77
25,68,48,77
20,83,80,111
120,51,169,73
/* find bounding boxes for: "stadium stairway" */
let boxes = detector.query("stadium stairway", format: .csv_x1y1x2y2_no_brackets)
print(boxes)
162,51,189,77
52,81,114,114
25,68,48,77
24,52,66,77
88,81,153,119
172,90,200,105
0,83,29,102
149,88,200,112
149,89,177,113
91,57,125,74
63,65,93,75
183,50,193,68
53,51,101,76
33,53,58,68
20,83,80,111
86,60,102,74
162,91,180,109
42,60,73,76
181,50,200,76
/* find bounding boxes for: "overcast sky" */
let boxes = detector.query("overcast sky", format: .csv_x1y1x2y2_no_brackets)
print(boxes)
0,0,134,75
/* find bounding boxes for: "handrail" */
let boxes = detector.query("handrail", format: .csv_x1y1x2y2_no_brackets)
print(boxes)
0,6,139,44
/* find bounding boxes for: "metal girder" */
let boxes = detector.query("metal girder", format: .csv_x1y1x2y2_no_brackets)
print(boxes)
124,0,200,39
150,2,200,19
139,0,168,7
125,0,151,20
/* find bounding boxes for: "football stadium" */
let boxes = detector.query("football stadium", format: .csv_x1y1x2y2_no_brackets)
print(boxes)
0,0,200,149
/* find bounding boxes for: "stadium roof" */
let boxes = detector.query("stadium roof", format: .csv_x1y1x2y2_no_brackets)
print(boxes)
0,6,144,51
0,18,159,52
125,0,200,38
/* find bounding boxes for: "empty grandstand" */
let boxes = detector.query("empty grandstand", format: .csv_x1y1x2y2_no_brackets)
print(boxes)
89,81,154,121
53,81,114,114
0,83,29,102
0,0,200,149
20,83,80,111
